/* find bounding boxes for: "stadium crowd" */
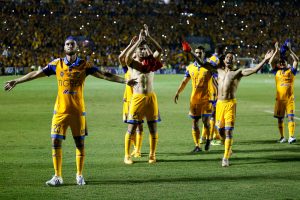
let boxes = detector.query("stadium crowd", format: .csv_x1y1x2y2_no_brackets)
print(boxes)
0,0,299,74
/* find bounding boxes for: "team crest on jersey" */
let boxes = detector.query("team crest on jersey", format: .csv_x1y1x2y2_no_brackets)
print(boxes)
60,71,64,77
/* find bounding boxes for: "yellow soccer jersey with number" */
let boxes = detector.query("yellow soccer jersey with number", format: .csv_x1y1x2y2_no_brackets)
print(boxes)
274,66,297,101
43,57,98,115
185,61,212,101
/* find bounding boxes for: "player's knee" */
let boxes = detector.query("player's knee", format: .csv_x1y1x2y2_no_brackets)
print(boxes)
73,136,85,148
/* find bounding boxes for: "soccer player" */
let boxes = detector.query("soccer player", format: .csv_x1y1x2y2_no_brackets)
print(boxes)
119,36,144,158
123,24,163,164
204,45,225,146
4,36,137,186
191,47,274,167
174,45,213,152
269,41,299,144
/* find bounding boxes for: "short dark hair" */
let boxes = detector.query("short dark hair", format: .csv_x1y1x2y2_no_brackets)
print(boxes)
139,40,147,46
196,46,205,51
225,50,235,56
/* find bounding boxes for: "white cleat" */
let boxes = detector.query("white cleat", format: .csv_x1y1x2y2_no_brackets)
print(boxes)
46,175,63,186
222,158,229,167
288,137,296,144
76,175,86,186
278,137,287,143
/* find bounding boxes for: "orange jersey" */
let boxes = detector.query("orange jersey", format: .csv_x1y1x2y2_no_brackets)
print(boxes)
43,57,98,115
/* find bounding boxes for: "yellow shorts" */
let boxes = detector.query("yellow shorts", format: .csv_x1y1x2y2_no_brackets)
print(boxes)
122,85,133,122
274,98,295,119
215,99,236,131
51,112,87,140
127,92,161,124
189,99,212,119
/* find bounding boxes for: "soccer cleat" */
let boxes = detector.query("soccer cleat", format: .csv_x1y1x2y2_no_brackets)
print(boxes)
46,175,63,186
278,137,287,143
191,146,202,153
222,158,229,167
148,155,156,164
211,140,221,146
288,137,296,144
124,156,133,165
76,175,86,186
205,139,211,151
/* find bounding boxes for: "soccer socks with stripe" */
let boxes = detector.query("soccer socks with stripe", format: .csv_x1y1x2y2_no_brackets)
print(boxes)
149,133,158,157
192,128,200,147
288,121,295,138
278,121,285,138
224,136,233,159
76,147,85,176
52,148,62,177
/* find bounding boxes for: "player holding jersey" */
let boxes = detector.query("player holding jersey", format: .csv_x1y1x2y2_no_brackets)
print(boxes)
269,41,299,144
4,36,136,186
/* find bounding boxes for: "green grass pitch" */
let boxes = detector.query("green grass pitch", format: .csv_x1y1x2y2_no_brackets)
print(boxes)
1,74,300,199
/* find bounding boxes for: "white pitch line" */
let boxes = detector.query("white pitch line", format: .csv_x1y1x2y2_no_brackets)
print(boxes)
264,110,300,121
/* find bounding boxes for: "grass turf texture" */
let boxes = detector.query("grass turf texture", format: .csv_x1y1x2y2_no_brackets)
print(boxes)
0,74,300,200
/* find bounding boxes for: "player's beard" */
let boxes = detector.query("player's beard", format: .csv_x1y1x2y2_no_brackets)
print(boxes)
66,50,76,56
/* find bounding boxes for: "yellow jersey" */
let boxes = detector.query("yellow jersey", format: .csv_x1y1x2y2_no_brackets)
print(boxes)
185,61,212,101
43,57,98,115
274,66,297,101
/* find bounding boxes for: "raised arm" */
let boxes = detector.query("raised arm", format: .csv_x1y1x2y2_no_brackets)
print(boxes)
4,69,46,91
91,69,137,86
268,42,279,69
125,29,145,67
287,42,299,68
181,41,217,73
144,24,162,60
174,76,190,104
242,50,274,76
119,36,138,66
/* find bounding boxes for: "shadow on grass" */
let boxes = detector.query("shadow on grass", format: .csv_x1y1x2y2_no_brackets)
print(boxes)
86,173,300,185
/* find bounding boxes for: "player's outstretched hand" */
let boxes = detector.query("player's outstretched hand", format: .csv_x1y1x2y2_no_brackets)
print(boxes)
126,78,138,87
144,24,150,37
138,29,145,41
4,80,17,91
182,41,191,52
264,50,274,60
174,93,179,104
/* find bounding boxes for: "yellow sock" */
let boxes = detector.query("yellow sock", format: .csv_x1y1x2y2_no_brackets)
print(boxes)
288,121,295,138
278,121,285,138
192,128,200,147
131,131,136,149
135,131,143,154
76,147,85,176
209,119,215,140
124,132,131,157
224,137,233,159
202,126,210,141
149,133,158,156
52,148,62,177
201,124,207,141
